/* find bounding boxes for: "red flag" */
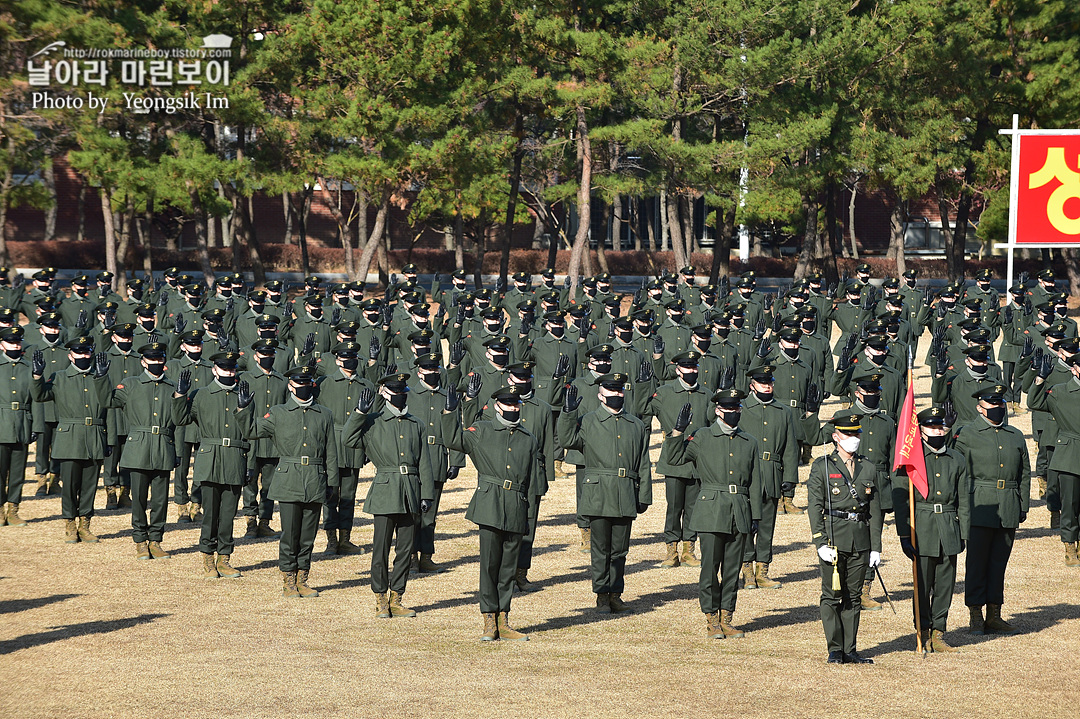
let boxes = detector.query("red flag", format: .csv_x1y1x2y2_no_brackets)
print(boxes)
893,377,928,500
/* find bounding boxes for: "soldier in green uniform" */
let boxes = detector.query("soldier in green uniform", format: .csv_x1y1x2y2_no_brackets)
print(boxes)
109,342,180,560
807,412,883,664
930,344,1002,426
893,405,970,653
558,372,652,613
343,374,436,618
442,385,539,640
665,388,760,639
27,310,66,496
0,327,34,527
168,330,214,523
102,323,142,510
239,338,288,538
31,338,112,543
173,351,253,580
248,366,339,598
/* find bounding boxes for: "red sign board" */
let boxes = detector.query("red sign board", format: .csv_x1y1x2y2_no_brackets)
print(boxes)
1016,135,1080,244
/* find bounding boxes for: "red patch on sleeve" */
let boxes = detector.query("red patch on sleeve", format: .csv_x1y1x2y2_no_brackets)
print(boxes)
687,435,695,441
829,473,842,478
263,412,271,418
467,427,476,432
116,384,124,389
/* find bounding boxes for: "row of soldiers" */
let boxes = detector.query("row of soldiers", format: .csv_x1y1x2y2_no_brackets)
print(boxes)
0,262,1059,649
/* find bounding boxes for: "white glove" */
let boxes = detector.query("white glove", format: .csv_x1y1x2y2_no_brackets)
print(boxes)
869,551,881,568
817,545,837,563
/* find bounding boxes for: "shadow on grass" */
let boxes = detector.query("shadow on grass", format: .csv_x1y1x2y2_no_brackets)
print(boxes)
0,613,168,655
0,593,81,615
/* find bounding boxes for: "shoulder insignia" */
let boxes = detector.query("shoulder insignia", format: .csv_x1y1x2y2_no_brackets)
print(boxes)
116,384,124,389
687,434,695,442
466,426,477,432
263,412,271,418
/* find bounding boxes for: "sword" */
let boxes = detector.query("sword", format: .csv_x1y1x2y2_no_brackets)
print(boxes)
875,565,897,614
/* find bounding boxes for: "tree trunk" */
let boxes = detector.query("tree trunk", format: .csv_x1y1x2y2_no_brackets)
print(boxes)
825,182,842,271
681,194,694,259
0,142,12,265
76,183,87,244
319,175,355,278
660,190,669,252
567,103,593,296
221,182,265,284
43,157,58,242
140,196,154,277
612,195,623,251
794,192,819,280
297,186,313,277
115,195,133,292
710,203,736,285
472,209,488,289
847,179,859,259
283,191,293,244
187,186,215,286
886,194,906,277
101,189,118,280
500,112,525,287
355,187,392,285
938,177,968,282
596,198,610,274
645,197,656,250
667,190,687,269
454,209,465,272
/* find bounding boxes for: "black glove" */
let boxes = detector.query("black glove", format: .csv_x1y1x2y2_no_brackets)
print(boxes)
861,292,873,312
1037,353,1055,379
1023,298,1033,317
369,335,381,361
247,468,256,482
177,369,191,395
553,354,571,379
756,336,772,359
494,277,505,294
1004,306,1013,325
444,384,459,412
449,340,465,366
578,320,590,343
158,290,169,307
331,307,341,326
805,383,821,414
302,332,316,357
637,358,654,384
102,313,115,330
385,362,397,375
859,319,869,341
148,332,160,344
93,352,110,378
922,287,932,307
900,537,916,560
31,431,38,442
753,318,766,341
1019,511,1027,523
420,499,432,513
942,400,957,428
959,539,966,553
936,303,947,320
935,353,948,377
390,273,398,287
780,481,796,494
633,288,645,306
771,312,782,333
606,322,615,339
357,387,375,414
237,380,253,408
465,372,482,399
446,466,460,480
32,349,45,376
382,304,394,327
104,445,112,457
455,302,466,326
720,364,735,391
520,317,534,336
563,384,581,413
636,502,648,515
75,310,88,331
827,283,837,299
174,314,186,335
751,519,760,534
1020,336,1034,360
719,276,729,297
563,275,572,289
837,346,852,373
844,331,858,355
674,401,692,432
652,336,665,357
218,336,232,353
763,293,774,313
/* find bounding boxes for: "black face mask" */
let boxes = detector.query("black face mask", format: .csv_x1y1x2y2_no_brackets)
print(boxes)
75,288,88,297
680,371,699,386
732,317,745,329
42,328,60,341
259,328,277,339
860,393,881,409
386,392,407,409
985,405,1007,424
669,313,684,324
340,358,359,371
969,363,987,376
293,384,314,401
490,352,509,368
868,351,886,366
250,303,265,314
500,408,521,423
130,289,143,300
420,371,441,387
140,318,156,330
601,394,624,411
257,355,275,370
782,346,799,360
924,434,948,450
219,288,233,297
549,325,565,338
514,380,533,395
186,350,203,361
801,322,816,334
592,362,612,375
4,348,22,360
73,355,93,371
309,308,323,319
978,282,990,291
364,312,381,325
484,322,502,334
719,410,741,426
754,389,773,403
216,373,237,387
1058,307,1068,317
715,327,730,338
694,339,711,354
413,318,429,329
616,330,633,343
267,293,282,304
144,362,165,378
116,340,133,352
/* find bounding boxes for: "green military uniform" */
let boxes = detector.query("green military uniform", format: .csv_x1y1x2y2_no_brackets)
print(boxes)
0,328,35,526
26,313,67,486
167,336,214,519
1027,362,1080,561
239,339,288,533
931,345,1004,426
807,414,884,663
102,327,143,503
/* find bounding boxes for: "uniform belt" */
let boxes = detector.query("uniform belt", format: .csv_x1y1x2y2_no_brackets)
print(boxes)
130,424,174,437
826,508,870,522
60,417,102,426
202,437,250,450
376,465,418,476
973,479,1018,490
703,482,749,495
426,435,442,446
479,475,525,492
591,468,639,480
280,455,324,466
915,503,958,514
4,401,27,411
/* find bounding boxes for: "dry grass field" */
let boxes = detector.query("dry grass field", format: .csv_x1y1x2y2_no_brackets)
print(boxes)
2,344,1079,719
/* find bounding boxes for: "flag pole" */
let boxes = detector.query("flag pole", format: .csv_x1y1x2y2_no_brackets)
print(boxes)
908,347,924,655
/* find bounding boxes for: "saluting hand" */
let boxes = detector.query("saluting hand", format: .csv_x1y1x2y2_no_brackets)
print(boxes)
444,384,459,412
237,380,253,409
93,352,111,379
357,387,375,414
553,354,570,379
674,401,693,433
465,372,482,399
177,369,191,395
563,384,581,413
32,350,45,377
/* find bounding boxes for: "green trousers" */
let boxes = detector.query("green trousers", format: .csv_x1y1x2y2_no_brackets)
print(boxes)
479,525,522,613
371,513,416,594
914,551,957,632
417,480,446,556
60,458,100,519
0,442,28,505
279,501,321,572
965,526,1014,607
743,496,778,563
663,475,699,543
698,530,747,614
589,516,632,594
323,467,359,531
130,469,169,543
818,549,867,655
198,482,240,555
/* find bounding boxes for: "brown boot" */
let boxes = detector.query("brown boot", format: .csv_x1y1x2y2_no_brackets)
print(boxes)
755,562,781,589
176,503,190,523
135,541,151,560
201,552,219,579
64,519,78,543
375,592,391,618
514,568,534,592
554,460,570,479
0,506,6,527
861,577,883,611
216,554,241,578
410,553,420,573
595,592,611,613
188,503,202,522
719,609,745,638
740,561,757,590
47,473,60,495
282,571,300,598
117,487,132,509
579,527,591,554
984,604,1019,635
105,487,118,510
77,517,98,543
1051,511,1061,529
929,629,958,653
148,541,170,559
497,612,529,641
389,590,416,617
34,474,48,496
256,519,277,538
6,503,27,527
244,517,259,538
680,541,701,567
418,553,442,572
968,605,984,635
337,529,363,555
296,570,320,598
705,612,723,639
1036,476,1047,499
325,529,339,554
480,612,499,641
609,593,630,613
660,541,680,568
1065,541,1080,568
781,496,805,515
1011,401,1027,416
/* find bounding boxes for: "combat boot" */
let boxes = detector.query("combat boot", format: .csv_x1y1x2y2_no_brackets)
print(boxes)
34,474,48,496
705,612,723,639
660,541,680,568
1036,476,1047,499
216,554,241,578
1065,541,1080,568
861,578,883,611
418,553,442,572
595,592,611,613
77,517,98,543
324,529,339,554
6,503,27,527
984,604,1019,635
781,496,805,515
337,529,363,555
554,460,570,479
1011,401,1027,416
389,590,416,617
1051,510,1060,529
282,571,300,598
47,473,60,495
375,592,391,618
0,506,6,527
755,562,781,589
64,519,78,543
135,541,151,560
296,570,319,598
968,605,984,635
117,487,132,509
680,541,701,567
148,541,170,559
244,517,259,538
410,553,420,573
579,527,591,554
608,594,630,613
256,519,277,538
177,503,190,523
740,562,757,590
719,609,745,638
480,612,498,641
201,552,219,579
105,487,118,510
514,568,534,592
497,612,529,641
188,503,202,522
929,629,957,653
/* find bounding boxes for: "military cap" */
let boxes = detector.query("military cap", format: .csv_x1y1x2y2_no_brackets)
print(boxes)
1008,283,1026,294
329,283,349,295
671,350,702,367
902,269,918,279
451,269,468,280
730,303,749,316
402,291,425,305
264,280,284,291
796,306,818,318
285,366,318,382
1052,292,1069,305
110,322,136,336
938,287,957,299
537,291,560,305
407,303,430,318
455,292,476,305
597,372,629,389
210,351,241,368
163,267,180,277
0,326,24,342
490,386,524,404
712,388,746,408
596,272,612,282
95,301,119,313
777,327,803,343
517,299,538,313
865,319,889,334
138,342,168,359
788,289,809,300
645,279,662,290
64,336,95,351
780,317,801,330
664,299,686,311
973,268,992,280
741,270,758,280
408,329,435,344
971,384,1008,403
540,267,556,279
304,275,323,286
961,297,983,310
334,320,360,335
586,344,615,359
714,310,734,322
630,310,653,323
398,263,418,275
581,276,598,288
32,269,50,281
181,283,203,296
255,313,280,327
507,361,536,378
38,311,62,326
1037,269,1055,281
178,329,205,345
966,328,992,344
251,339,281,353
882,277,900,289
72,274,91,286
0,308,14,322
331,341,362,357
855,263,871,274
414,352,442,369
831,412,862,433
511,271,530,283
567,306,587,318
844,281,864,294
348,281,366,293
96,271,114,282
808,271,824,282
680,266,696,275
480,307,503,320
748,365,775,382
473,288,494,300
917,406,950,426
303,294,323,307
483,334,512,349
34,296,58,309
735,277,754,289
247,290,268,303
378,373,410,391
202,308,227,322
612,317,634,331
1058,339,1080,355
852,370,884,391
1066,353,1080,366
542,310,567,323
962,344,991,361
358,297,383,311
602,296,621,308
700,284,718,296
128,278,145,289
691,324,712,338
1034,303,1054,316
